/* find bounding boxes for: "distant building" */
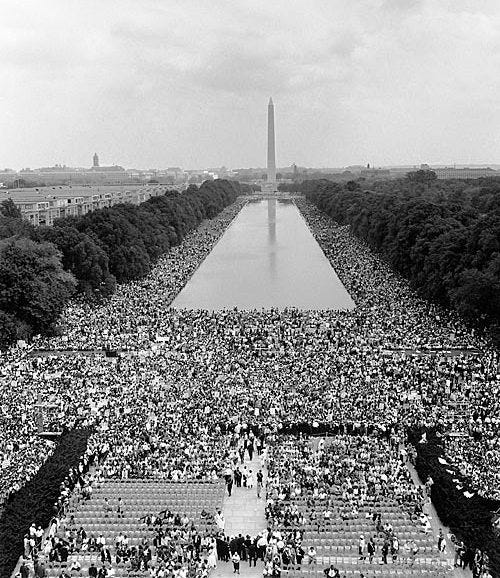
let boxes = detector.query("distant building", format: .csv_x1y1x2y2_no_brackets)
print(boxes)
386,167,417,178
0,164,191,188
432,167,498,180
418,164,498,179
2,184,174,226
344,165,365,174
15,165,129,185
360,168,391,178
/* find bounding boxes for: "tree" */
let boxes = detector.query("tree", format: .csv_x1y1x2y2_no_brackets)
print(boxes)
0,310,18,349
0,199,33,240
450,269,500,323
0,215,33,240
0,237,76,335
0,199,22,219
39,226,116,297
407,170,438,186
345,180,361,191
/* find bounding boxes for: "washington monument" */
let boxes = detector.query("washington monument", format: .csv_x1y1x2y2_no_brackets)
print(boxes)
266,97,277,192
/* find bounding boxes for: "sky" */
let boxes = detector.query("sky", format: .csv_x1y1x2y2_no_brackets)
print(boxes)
1,0,500,170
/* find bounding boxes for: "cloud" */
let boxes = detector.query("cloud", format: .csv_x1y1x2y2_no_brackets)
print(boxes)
0,0,499,168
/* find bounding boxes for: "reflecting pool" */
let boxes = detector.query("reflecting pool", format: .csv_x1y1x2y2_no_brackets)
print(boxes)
171,199,355,310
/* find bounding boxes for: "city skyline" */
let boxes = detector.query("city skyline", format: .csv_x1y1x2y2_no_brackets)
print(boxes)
1,0,500,170
4,153,500,172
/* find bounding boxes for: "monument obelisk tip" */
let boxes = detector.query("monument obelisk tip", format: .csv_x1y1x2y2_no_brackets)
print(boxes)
269,96,273,105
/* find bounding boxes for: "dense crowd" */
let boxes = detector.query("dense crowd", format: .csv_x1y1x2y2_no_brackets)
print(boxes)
0,200,245,504
265,434,492,577
266,435,422,518
1,195,499,576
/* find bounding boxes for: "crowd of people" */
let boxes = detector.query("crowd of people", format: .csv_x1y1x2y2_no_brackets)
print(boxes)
264,434,492,577
1,194,499,576
265,435,423,557
0,200,246,504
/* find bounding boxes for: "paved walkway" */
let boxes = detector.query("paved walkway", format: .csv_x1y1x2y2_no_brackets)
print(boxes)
223,453,267,537
406,461,471,578
212,453,267,578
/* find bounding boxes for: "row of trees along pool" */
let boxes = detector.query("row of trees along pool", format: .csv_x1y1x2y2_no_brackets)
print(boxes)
282,173,500,343
0,180,241,349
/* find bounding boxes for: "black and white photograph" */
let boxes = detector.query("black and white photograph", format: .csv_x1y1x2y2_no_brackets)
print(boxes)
0,2,499,578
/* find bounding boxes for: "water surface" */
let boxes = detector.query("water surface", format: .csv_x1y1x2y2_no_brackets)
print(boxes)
171,199,355,310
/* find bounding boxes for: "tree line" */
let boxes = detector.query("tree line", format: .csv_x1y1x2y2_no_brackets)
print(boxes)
300,174,500,341
409,427,500,578
0,180,240,349
0,428,93,578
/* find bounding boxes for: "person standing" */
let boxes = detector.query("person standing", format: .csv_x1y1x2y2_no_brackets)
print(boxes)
248,539,258,567
34,558,48,578
243,535,252,562
358,535,366,561
437,529,446,554
117,497,124,519
215,536,226,562
454,540,464,567
226,472,234,497
232,551,241,574
307,545,317,564
257,470,263,498
20,561,30,578
425,476,434,500
296,544,305,567
35,526,44,550
473,548,483,578
257,534,267,561
381,540,389,564
462,545,474,570
23,534,30,559
214,510,225,532
367,537,375,564
207,546,217,569
222,537,231,562
104,498,112,518
247,440,254,461
227,535,235,554
236,534,246,561
391,535,399,563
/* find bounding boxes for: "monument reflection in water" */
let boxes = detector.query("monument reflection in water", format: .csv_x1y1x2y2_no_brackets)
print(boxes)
171,199,355,311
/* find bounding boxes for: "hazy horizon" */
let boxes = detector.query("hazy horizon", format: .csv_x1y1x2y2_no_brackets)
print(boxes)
1,0,499,171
